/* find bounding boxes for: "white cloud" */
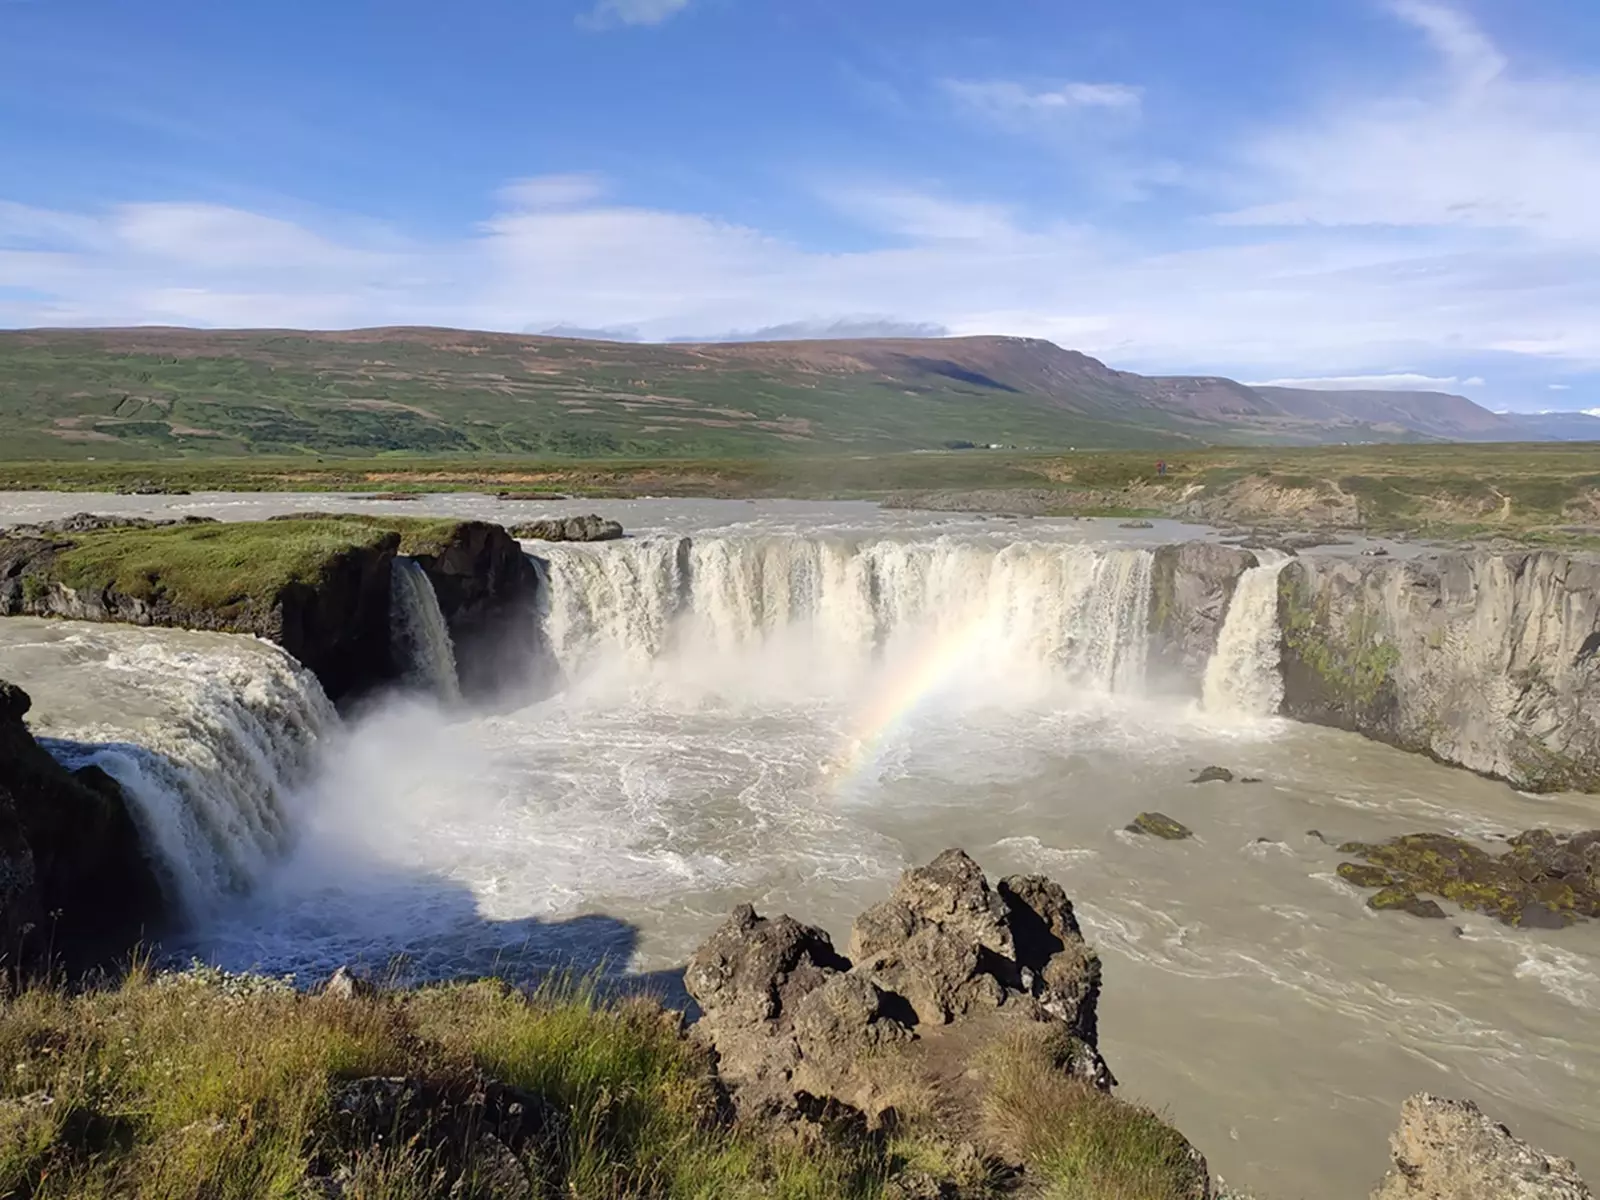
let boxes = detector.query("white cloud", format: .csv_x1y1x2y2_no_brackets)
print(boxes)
1549,383,1572,390
1217,3,1600,242
1247,373,1483,392
496,174,606,209
945,79,1143,120
581,0,689,28
1586,408,1600,417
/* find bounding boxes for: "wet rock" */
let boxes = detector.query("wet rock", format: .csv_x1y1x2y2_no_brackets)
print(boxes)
1367,887,1447,919
1191,766,1235,784
1148,543,1259,694
1338,862,1397,889
3,513,218,536
1127,812,1194,840
508,514,624,542
1371,1093,1593,1199
1337,830,1600,927
1118,519,1155,529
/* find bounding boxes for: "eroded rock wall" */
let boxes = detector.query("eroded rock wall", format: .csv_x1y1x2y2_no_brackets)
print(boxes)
1278,551,1600,792
1148,542,1259,693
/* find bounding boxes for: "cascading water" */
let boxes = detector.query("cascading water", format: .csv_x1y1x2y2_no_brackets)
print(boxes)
29,632,336,917
1201,551,1292,716
534,535,1155,696
390,556,462,703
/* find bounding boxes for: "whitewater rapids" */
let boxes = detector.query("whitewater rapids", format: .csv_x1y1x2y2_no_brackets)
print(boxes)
0,496,1596,1200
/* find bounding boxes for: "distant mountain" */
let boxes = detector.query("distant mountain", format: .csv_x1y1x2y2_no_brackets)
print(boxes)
1497,411,1600,442
0,326,1553,458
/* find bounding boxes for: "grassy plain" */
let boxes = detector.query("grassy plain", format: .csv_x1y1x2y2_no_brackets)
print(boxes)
3,444,1597,542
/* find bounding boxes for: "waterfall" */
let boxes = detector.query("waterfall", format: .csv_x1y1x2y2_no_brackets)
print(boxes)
1201,552,1292,716
40,639,337,918
390,557,462,703
535,536,1155,695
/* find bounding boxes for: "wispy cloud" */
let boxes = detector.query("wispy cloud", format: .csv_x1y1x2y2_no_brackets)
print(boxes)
1247,373,1485,392
944,79,1143,120
1549,383,1572,390
580,0,690,29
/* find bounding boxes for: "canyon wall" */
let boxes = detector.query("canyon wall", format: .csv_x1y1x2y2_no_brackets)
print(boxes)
1277,551,1600,793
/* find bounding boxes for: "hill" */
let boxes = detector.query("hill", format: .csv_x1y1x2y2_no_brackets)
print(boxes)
0,325,1543,459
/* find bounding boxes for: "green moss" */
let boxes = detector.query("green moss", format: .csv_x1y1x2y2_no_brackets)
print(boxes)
43,516,462,614
1337,862,1395,888
1126,812,1193,841
1280,571,1400,715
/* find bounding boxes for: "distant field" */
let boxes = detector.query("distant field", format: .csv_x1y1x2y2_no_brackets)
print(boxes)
2,444,1597,543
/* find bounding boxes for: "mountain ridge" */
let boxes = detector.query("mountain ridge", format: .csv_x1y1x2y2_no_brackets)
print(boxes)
0,326,1587,458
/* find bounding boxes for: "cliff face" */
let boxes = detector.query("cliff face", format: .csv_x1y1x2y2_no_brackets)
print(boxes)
1278,552,1600,792
1148,542,1258,693
0,516,541,705
0,679,163,965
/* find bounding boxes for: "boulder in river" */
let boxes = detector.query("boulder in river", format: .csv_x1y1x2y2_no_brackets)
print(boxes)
509,514,623,542
1127,812,1194,840
1337,830,1600,927
1191,766,1235,784
1371,1093,1593,1200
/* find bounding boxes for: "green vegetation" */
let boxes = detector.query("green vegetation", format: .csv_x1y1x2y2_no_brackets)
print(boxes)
981,1027,1207,1200
2,441,1597,543
0,968,1212,1200
1280,578,1401,716
0,967,889,1199
37,517,460,613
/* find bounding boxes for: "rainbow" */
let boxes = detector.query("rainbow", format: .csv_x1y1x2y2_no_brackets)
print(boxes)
825,617,997,795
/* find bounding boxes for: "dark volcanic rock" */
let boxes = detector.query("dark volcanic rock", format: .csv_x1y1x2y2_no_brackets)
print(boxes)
1191,766,1234,784
1337,829,1600,927
685,850,1112,1125
1127,812,1194,840
509,514,624,542
0,679,163,964
1371,1093,1594,1199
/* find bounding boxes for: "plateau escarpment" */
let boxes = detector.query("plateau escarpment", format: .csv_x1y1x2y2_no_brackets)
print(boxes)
0,514,539,703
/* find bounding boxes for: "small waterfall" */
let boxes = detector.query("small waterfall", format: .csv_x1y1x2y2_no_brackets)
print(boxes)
535,536,1155,694
390,557,462,703
1201,552,1292,716
41,639,337,918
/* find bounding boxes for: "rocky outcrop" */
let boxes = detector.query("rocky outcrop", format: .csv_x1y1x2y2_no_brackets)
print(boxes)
1278,551,1600,792
404,521,542,699
1337,829,1600,928
685,850,1110,1123
1127,812,1194,840
1371,1093,1593,1199
509,515,624,542
0,679,163,965
1149,543,1259,694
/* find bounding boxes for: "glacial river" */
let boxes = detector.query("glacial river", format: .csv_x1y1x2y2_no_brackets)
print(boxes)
1,492,1596,1198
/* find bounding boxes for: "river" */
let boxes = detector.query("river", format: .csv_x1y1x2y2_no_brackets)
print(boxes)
1,492,1596,1198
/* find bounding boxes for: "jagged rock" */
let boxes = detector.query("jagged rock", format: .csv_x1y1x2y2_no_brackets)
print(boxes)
1337,830,1600,927
686,850,1112,1128
321,966,376,1001
509,514,624,542
1192,766,1234,784
2,513,217,536
0,678,163,964
1127,812,1194,840
1372,1093,1593,1199
1118,519,1155,529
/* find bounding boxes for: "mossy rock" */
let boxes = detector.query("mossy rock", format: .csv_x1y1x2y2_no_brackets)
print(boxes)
1336,829,1600,928
1127,812,1194,841
1191,766,1234,784
1337,862,1396,889
1367,887,1446,919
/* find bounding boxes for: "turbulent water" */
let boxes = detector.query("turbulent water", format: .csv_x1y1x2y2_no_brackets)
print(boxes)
390,556,462,703
1,495,1597,1200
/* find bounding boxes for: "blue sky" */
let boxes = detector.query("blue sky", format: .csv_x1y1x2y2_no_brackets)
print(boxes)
2,0,1598,412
